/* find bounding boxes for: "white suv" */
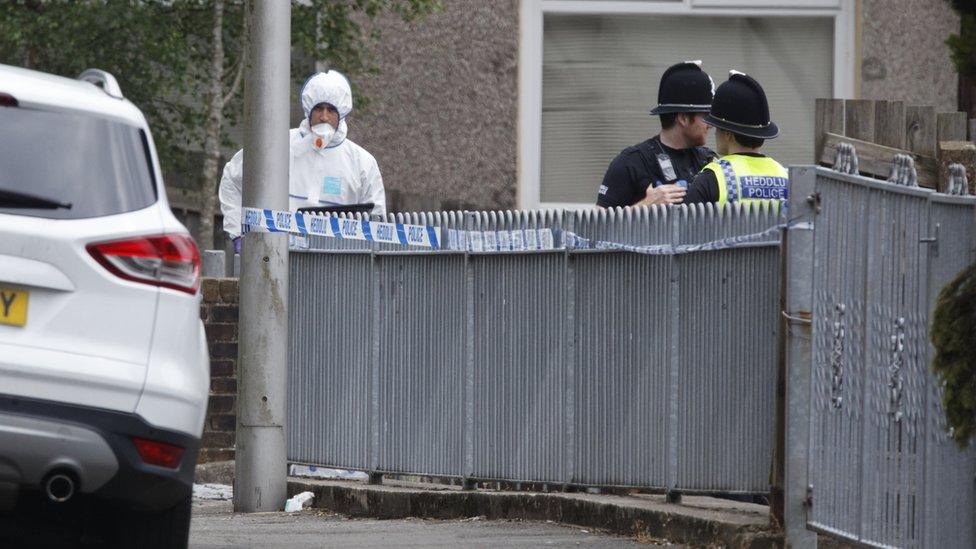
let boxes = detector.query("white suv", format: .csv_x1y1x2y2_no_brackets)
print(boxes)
0,64,209,547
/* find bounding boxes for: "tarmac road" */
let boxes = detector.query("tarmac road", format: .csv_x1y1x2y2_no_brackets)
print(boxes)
189,499,670,548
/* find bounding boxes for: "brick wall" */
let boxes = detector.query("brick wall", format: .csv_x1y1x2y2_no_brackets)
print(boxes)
199,277,239,463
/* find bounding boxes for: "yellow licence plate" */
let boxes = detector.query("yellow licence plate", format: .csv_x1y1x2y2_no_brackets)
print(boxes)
0,287,28,327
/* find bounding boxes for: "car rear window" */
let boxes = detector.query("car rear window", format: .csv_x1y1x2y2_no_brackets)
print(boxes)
0,105,157,219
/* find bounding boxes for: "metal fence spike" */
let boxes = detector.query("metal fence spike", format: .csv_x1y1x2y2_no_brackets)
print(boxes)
832,142,859,175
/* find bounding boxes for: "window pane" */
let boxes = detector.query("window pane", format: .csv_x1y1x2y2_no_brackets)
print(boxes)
0,106,157,219
541,14,833,203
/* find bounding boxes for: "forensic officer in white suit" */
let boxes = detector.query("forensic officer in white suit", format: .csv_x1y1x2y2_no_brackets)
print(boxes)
219,70,386,251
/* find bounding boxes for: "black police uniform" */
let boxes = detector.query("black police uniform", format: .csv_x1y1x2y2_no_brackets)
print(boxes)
596,61,715,208
597,137,714,207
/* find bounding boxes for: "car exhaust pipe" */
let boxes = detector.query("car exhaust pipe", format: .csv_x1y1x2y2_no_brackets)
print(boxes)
44,472,76,503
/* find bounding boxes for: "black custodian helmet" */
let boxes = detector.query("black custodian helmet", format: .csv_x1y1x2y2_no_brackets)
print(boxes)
649,60,715,116
704,70,779,139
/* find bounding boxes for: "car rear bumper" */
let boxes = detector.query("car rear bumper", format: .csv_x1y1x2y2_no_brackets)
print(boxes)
0,394,199,512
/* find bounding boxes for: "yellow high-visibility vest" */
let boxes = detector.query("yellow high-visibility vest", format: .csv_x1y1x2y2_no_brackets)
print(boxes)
701,154,789,206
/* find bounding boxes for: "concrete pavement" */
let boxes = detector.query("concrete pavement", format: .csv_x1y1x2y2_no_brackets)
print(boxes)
189,500,667,548
286,478,779,548
190,464,779,547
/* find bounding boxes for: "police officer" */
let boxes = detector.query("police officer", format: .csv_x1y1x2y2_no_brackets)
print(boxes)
683,71,788,206
596,61,716,208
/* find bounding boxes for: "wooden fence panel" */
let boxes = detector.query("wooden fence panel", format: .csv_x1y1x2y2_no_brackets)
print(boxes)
845,99,876,142
937,112,968,143
815,98,845,162
874,100,905,149
905,106,937,157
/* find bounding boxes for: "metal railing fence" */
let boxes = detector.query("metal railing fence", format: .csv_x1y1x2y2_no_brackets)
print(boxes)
283,166,974,546
790,167,976,548
287,203,783,493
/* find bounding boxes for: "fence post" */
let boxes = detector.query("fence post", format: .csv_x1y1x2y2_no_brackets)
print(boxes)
368,218,381,484
563,210,577,490
782,166,819,547
771,216,788,526
202,249,227,278
666,206,681,503
921,195,936,548
462,211,476,489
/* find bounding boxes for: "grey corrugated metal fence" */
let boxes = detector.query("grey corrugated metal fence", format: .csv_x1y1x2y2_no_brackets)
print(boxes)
791,167,976,548
285,168,974,546
287,204,782,493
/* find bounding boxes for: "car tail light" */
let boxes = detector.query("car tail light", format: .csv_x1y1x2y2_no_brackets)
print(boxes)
87,234,201,295
0,92,18,107
132,437,185,469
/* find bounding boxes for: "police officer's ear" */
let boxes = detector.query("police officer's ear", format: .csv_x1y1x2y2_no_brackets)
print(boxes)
675,112,701,128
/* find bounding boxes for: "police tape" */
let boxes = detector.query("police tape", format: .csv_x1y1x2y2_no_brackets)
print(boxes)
563,219,813,256
241,207,811,255
443,227,557,252
243,207,441,248
240,207,558,251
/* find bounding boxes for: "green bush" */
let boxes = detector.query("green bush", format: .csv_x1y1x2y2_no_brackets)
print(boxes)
930,262,976,447
946,1,976,78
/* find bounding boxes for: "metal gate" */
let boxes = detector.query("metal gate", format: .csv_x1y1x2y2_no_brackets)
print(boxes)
796,167,976,548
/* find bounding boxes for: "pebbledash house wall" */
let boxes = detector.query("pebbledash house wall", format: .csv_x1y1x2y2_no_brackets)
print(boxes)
859,0,959,112
349,0,519,211
344,0,959,211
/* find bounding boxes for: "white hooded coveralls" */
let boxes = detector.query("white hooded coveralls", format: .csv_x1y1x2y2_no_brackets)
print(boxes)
219,70,386,239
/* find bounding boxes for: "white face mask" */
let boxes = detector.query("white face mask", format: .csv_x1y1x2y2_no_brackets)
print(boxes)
310,123,335,151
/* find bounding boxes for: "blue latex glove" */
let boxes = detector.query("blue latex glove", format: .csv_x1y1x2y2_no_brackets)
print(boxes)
233,237,242,254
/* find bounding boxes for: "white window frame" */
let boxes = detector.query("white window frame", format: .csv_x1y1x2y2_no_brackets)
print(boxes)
517,0,856,210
